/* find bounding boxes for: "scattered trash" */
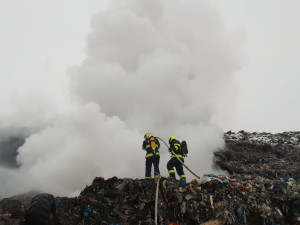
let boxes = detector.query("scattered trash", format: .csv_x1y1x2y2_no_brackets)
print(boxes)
0,214,11,220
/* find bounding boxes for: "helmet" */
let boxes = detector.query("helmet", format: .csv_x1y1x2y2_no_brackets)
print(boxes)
144,132,152,139
168,136,176,143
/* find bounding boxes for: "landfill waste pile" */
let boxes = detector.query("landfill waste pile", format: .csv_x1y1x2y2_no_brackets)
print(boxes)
0,198,25,225
213,130,300,224
215,130,300,180
0,131,299,225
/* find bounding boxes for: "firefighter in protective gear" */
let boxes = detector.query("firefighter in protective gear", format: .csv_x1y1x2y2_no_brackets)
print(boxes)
142,132,161,179
167,136,186,187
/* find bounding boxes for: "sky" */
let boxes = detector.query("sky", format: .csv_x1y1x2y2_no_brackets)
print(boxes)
214,0,300,132
0,0,299,197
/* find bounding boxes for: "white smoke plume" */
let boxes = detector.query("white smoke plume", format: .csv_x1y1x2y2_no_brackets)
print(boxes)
0,0,240,197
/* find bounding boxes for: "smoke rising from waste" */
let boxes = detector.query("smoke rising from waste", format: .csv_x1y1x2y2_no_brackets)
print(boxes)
0,0,240,197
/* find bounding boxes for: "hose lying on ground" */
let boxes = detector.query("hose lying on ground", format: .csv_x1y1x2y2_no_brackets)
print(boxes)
155,177,161,225
156,136,201,179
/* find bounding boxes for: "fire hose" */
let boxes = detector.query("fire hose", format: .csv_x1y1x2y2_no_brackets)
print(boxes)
155,177,160,225
154,137,201,224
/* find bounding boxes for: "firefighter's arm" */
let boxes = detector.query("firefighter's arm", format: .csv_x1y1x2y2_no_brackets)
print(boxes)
142,140,147,151
169,143,174,152
156,139,160,149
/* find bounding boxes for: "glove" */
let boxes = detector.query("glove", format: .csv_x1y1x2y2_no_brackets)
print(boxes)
168,147,172,152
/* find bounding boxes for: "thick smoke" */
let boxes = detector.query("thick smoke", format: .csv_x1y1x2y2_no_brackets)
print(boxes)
0,127,33,168
0,0,240,197
70,0,239,178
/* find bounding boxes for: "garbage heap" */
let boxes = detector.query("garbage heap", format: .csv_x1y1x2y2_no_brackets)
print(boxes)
213,130,300,224
53,173,299,225
52,131,299,225
215,130,300,180
0,198,25,225
1,131,299,225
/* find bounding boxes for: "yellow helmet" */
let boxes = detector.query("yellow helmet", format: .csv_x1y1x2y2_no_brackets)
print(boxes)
144,131,152,139
168,136,176,143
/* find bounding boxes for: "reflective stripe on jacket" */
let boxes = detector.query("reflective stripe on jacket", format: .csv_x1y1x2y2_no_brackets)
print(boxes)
169,139,183,158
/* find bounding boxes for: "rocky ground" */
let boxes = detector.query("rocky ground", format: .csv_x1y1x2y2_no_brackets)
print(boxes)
0,131,300,225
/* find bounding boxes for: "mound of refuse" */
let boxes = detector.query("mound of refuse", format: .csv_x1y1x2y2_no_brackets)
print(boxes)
51,174,299,225
0,130,300,225
213,130,300,224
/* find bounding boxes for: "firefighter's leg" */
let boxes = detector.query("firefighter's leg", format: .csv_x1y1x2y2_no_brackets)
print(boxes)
174,159,186,187
153,157,160,178
167,158,176,179
145,157,153,178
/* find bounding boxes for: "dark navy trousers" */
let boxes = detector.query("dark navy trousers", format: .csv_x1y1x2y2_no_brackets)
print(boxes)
167,157,186,179
145,156,160,178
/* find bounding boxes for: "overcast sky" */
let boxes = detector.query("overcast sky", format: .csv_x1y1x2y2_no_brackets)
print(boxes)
215,0,300,132
0,0,300,196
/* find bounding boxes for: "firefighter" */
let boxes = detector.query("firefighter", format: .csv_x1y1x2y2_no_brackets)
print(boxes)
167,136,186,187
142,132,161,179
